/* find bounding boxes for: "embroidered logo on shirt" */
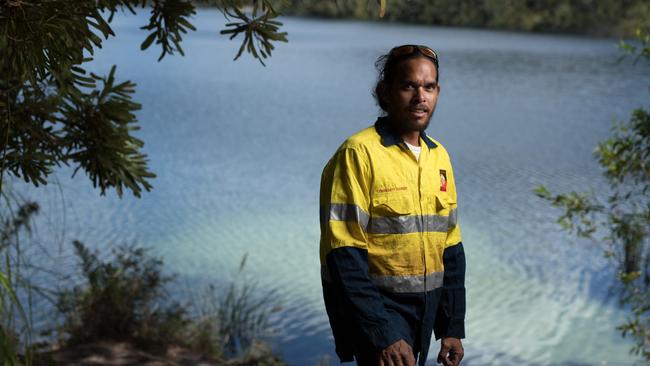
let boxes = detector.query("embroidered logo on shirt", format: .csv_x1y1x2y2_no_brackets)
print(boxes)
376,186,408,194
439,170,447,192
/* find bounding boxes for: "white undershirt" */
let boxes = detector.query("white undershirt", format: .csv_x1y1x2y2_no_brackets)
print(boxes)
404,141,421,161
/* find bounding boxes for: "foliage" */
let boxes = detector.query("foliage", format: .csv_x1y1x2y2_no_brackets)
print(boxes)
535,31,650,362
56,240,189,348
219,0,288,66
279,0,649,36
0,273,25,366
56,242,282,362
226,340,286,366
620,29,650,65
192,254,281,358
0,196,40,366
216,255,280,356
140,0,198,61
0,0,291,199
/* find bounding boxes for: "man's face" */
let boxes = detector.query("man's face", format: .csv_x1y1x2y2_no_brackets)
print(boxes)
381,57,440,133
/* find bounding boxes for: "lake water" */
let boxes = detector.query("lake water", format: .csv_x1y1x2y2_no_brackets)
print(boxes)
11,9,649,366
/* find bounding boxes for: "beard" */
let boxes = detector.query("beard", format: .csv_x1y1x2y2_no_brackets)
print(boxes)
392,107,436,135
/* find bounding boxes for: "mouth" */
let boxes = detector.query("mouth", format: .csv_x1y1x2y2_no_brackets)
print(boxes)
408,107,429,119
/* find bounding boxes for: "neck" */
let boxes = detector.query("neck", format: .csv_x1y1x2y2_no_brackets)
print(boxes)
401,131,420,146
384,116,421,146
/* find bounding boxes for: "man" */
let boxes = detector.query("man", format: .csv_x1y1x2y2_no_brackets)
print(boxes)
319,45,466,366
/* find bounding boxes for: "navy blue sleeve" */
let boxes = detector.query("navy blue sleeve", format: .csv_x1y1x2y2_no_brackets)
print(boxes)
434,242,466,339
326,246,406,351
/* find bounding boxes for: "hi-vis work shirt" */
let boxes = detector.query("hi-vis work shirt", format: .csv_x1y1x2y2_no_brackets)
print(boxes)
320,117,466,366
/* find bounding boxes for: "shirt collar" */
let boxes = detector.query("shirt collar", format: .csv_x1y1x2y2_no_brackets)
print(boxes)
374,116,438,149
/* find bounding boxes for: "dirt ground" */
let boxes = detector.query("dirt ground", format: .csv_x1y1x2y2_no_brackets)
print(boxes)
35,341,284,366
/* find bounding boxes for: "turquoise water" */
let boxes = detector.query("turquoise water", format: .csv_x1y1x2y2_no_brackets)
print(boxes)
11,9,649,366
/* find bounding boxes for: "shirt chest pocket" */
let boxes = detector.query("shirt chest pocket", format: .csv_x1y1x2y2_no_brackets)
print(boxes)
371,193,414,217
433,192,455,215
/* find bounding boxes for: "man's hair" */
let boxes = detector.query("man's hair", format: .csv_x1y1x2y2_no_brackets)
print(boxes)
372,48,440,112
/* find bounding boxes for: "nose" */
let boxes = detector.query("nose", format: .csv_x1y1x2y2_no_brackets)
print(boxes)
414,87,426,103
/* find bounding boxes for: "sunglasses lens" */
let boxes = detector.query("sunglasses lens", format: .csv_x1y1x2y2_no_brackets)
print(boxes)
390,45,437,63
391,45,415,57
419,47,437,61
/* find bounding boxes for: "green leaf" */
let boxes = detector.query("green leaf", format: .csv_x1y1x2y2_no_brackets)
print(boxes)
178,17,196,32
141,32,157,51
534,185,551,199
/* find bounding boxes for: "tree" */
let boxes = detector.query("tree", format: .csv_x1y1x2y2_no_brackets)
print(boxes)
280,0,649,36
0,0,290,199
536,30,650,362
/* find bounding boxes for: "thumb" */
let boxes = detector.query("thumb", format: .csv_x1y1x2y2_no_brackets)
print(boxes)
437,342,450,365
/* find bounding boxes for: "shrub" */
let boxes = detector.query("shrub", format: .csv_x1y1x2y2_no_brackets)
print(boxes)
57,241,189,348
56,242,283,363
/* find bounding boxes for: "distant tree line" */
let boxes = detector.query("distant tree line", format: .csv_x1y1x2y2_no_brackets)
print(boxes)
277,0,650,36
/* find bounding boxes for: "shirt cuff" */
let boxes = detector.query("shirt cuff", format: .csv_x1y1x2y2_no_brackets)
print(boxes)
443,318,465,339
367,319,405,351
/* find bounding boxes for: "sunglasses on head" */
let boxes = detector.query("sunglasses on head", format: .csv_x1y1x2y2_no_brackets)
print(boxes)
389,45,438,66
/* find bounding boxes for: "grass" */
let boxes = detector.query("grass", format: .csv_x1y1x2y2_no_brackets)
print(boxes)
0,191,39,366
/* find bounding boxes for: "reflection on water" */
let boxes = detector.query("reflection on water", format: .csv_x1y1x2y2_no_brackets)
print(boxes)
13,9,648,366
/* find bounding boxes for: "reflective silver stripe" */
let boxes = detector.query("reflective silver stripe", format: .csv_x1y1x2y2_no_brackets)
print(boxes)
368,214,449,234
323,204,456,234
326,203,370,229
448,208,458,228
371,272,444,293
322,265,443,293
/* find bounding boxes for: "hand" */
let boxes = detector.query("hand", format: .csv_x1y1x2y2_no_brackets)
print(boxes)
378,339,416,366
437,337,464,366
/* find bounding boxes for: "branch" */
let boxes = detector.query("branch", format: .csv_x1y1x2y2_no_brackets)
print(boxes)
219,0,288,66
